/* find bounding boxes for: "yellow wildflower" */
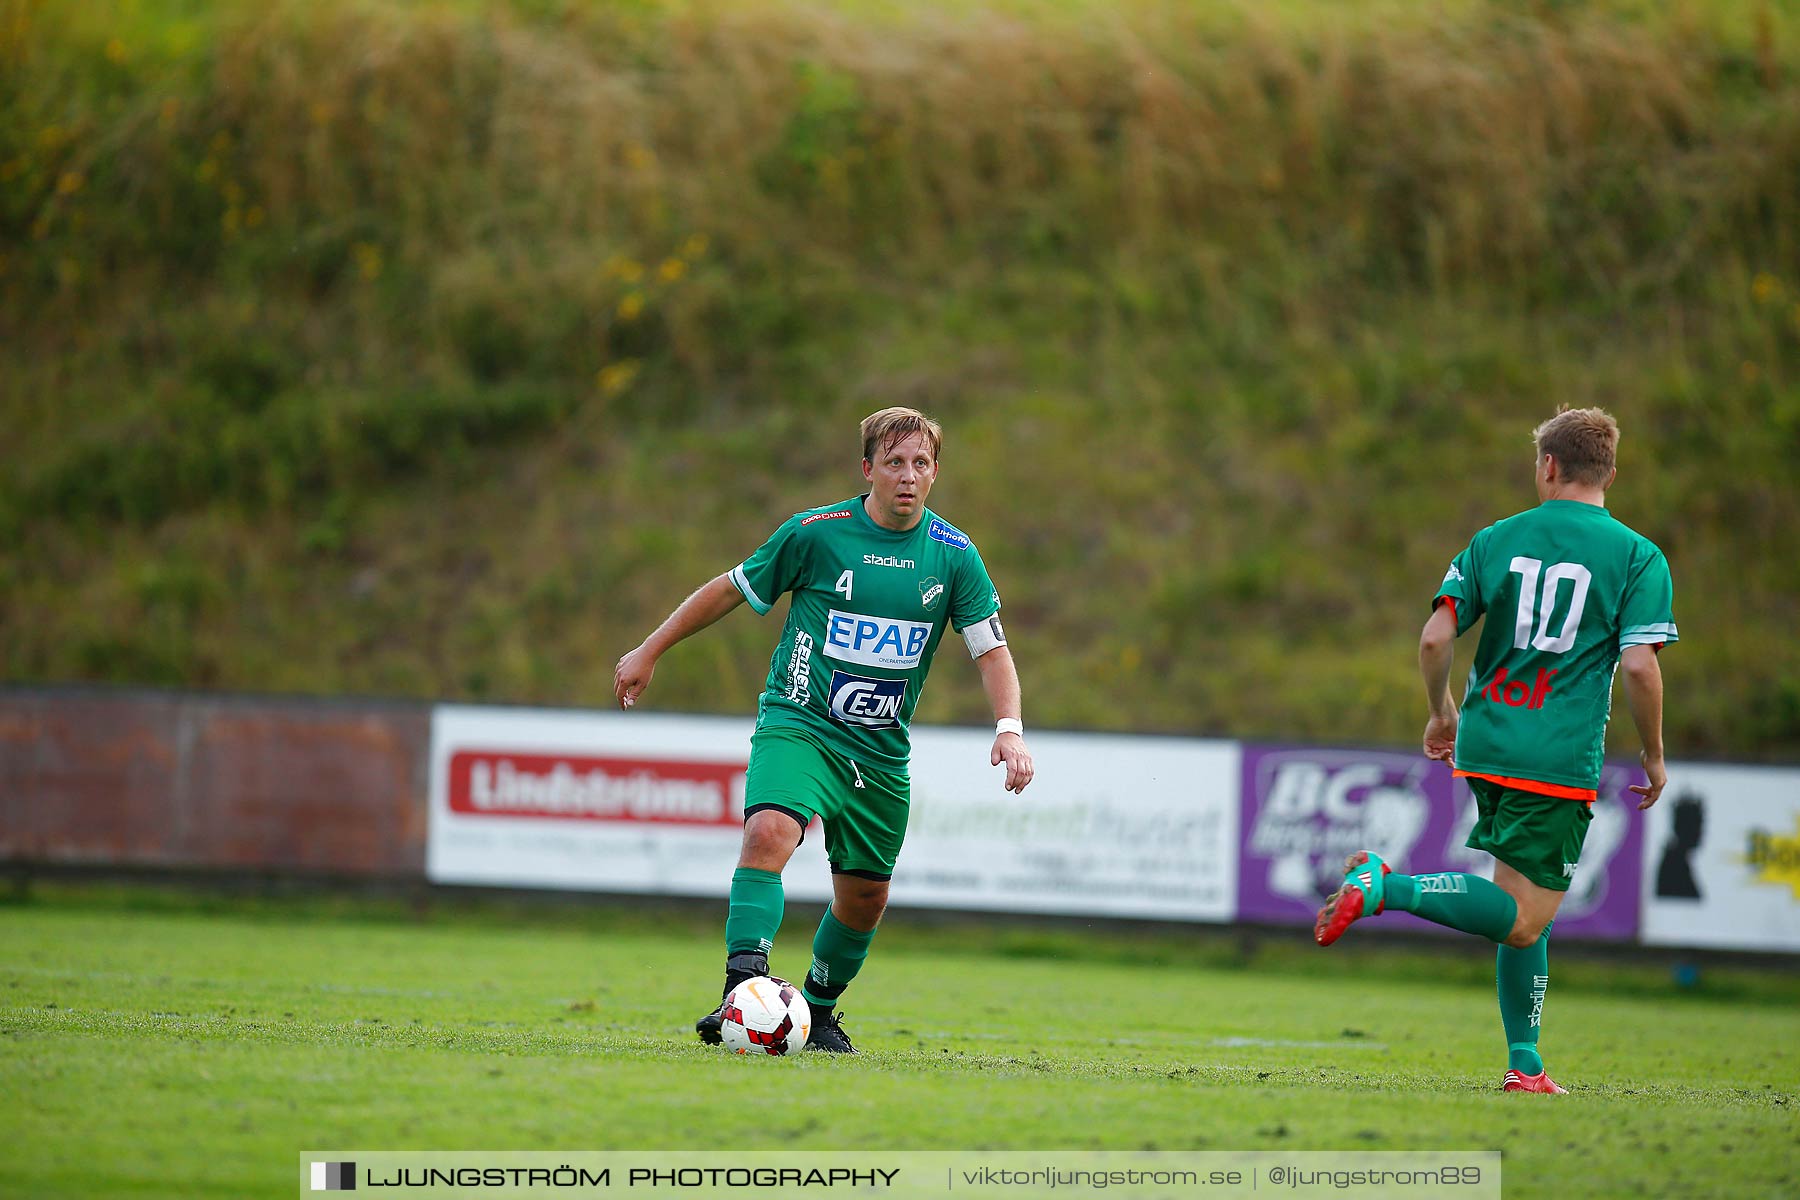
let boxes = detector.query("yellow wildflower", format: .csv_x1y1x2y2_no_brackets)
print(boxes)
597,360,641,396
354,242,383,280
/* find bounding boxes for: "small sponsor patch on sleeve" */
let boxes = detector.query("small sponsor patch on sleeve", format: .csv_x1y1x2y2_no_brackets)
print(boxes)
927,518,970,549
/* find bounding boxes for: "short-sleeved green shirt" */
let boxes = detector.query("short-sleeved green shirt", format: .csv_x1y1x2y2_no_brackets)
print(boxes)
1434,500,1677,792
730,496,1002,770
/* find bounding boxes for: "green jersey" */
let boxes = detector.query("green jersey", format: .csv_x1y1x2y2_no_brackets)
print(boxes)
1434,499,1678,792
730,496,1002,770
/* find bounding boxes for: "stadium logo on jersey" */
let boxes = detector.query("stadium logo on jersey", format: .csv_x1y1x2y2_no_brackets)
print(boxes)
826,671,905,728
1480,666,1558,709
927,518,970,550
824,609,931,669
863,553,915,569
801,509,853,526
919,577,944,611
1442,563,1464,584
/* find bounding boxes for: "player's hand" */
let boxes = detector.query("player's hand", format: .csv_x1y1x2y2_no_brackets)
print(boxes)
1630,751,1667,811
992,733,1033,794
613,645,656,710
1422,711,1458,764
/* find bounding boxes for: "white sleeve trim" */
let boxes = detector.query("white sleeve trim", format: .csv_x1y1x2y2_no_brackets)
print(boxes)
729,564,772,615
961,613,1007,658
1620,621,1678,648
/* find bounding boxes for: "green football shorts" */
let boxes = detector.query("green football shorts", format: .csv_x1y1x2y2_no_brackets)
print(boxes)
1464,777,1594,892
742,727,911,880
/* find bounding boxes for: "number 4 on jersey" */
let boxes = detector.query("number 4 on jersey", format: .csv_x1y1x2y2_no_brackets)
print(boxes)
1508,556,1591,653
836,570,853,601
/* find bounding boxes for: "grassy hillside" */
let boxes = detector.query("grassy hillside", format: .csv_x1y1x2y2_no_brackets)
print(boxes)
3,0,1798,757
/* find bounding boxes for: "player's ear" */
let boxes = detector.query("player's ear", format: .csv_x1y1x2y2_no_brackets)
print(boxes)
862,458,874,482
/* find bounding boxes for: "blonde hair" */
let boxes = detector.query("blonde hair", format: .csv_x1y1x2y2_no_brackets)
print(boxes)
1533,406,1619,486
860,406,942,463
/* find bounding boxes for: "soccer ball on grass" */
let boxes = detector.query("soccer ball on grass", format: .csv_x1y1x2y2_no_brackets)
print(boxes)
719,975,811,1056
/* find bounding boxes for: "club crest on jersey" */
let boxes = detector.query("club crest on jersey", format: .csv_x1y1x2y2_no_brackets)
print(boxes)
919,577,944,611
827,671,905,728
825,609,931,669
927,518,969,550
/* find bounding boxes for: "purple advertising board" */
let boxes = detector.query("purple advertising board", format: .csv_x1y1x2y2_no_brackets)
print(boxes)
1237,743,1644,941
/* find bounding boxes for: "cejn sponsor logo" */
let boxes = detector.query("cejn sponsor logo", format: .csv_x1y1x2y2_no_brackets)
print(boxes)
1479,666,1557,709
927,517,969,549
827,671,905,728
824,608,931,669
862,553,915,569
448,752,743,826
801,509,853,526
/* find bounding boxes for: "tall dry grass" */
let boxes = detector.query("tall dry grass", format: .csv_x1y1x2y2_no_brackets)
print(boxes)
1,0,1796,753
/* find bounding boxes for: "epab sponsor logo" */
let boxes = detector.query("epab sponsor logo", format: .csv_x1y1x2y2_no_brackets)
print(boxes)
927,518,969,550
1479,666,1557,709
827,671,905,728
824,608,932,669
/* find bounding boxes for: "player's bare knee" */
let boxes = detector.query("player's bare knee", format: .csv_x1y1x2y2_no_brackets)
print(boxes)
1504,917,1547,949
737,811,802,871
834,884,888,931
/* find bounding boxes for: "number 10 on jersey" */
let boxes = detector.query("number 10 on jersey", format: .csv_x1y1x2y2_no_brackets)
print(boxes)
1509,556,1591,654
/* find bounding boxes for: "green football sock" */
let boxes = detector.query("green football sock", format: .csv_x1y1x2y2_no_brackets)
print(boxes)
802,905,876,1009
1382,872,1518,943
1499,920,1553,1075
724,867,785,958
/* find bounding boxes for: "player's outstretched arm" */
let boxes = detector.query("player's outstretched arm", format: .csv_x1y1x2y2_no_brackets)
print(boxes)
614,573,745,709
1419,603,1460,763
1620,644,1667,810
973,644,1033,794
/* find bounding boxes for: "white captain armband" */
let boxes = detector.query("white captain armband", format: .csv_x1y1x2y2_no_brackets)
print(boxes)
962,613,1007,658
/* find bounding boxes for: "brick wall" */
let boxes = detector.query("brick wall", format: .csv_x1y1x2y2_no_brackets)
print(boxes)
0,687,430,876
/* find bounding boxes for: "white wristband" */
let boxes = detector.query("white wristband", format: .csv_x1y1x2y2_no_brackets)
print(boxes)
995,718,1024,737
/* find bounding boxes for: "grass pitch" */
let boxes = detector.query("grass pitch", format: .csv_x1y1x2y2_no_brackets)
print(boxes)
1,884,1796,1199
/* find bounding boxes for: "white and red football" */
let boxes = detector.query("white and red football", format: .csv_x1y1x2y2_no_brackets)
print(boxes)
718,975,811,1056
